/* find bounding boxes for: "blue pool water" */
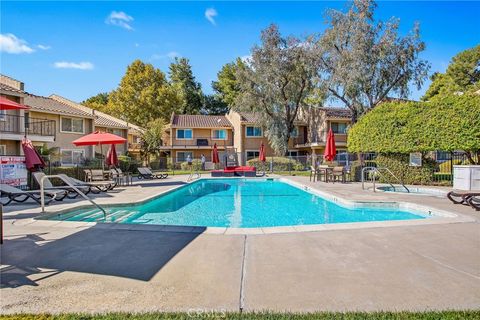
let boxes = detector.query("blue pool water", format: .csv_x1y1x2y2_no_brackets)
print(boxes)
45,179,426,228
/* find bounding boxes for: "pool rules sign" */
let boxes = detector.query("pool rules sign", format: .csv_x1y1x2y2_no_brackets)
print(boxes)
0,156,27,187
409,152,422,167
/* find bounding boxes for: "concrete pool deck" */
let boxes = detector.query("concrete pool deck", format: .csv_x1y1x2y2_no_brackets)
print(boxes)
1,175,479,313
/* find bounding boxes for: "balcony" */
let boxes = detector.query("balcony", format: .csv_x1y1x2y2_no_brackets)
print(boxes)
0,114,56,141
162,136,234,149
294,130,347,147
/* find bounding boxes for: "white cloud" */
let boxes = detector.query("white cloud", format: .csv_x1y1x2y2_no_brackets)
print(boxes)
151,51,179,60
205,8,217,26
106,11,134,30
37,44,51,50
0,33,34,54
53,61,94,70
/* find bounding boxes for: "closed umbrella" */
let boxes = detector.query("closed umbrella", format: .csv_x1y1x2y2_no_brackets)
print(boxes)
105,144,119,168
72,131,126,171
259,142,266,162
259,142,266,174
212,143,220,167
21,138,46,172
324,128,337,162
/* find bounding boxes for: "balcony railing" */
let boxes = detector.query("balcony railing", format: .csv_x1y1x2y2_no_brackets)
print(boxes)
166,136,234,148
0,114,56,137
294,130,347,146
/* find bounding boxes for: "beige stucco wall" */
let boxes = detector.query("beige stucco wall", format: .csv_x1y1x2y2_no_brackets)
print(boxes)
0,140,20,155
28,111,94,159
171,128,233,147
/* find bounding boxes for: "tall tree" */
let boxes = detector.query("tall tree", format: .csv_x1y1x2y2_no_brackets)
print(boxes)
212,58,245,106
82,92,110,113
422,45,480,100
316,0,430,123
201,94,229,115
169,57,204,114
140,118,166,162
234,24,319,155
108,60,181,126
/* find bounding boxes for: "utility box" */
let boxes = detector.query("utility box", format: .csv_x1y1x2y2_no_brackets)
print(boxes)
453,165,480,191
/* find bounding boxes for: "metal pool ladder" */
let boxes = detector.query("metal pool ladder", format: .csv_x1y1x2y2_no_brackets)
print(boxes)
40,174,107,217
361,166,410,193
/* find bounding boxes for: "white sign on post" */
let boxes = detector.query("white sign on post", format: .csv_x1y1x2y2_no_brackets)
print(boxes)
409,152,422,167
0,156,27,187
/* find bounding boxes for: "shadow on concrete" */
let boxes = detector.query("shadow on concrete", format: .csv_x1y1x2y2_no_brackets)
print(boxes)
1,225,205,288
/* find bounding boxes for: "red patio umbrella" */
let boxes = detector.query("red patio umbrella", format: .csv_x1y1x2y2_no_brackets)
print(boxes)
21,138,46,172
212,143,220,165
105,144,119,167
0,96,29,110
73,131,126,170
259,142,266,162
324,128,337,162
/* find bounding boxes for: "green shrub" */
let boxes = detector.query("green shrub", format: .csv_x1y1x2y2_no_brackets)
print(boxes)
180,159,202,171
348,95,480,158
375,153,435,185
247,156,304,171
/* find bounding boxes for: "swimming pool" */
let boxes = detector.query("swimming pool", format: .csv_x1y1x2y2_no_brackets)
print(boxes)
43,179,429,228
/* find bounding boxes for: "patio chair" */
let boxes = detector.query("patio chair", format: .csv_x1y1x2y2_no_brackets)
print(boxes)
309,166,318,182
61,175,116,193
137,167,168,179
0,184,67,205
33,172,88,199
467,195,480,211
329,166,346,183
317,165,329,182
447,191,480,205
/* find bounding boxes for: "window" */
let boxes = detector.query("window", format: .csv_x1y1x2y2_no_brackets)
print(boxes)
176,151,193,162
176,129,193,140
61,149,84,166
0,145,6,155
108,128,124,137
290,127,298,137
246,151,260,161
212,129,227,140
246,126,262,137
287,151,298,157
61,117,84,133
0,110,6,121
330,122,348,134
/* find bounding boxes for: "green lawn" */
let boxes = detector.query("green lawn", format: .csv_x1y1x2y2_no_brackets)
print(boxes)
1,311,478,320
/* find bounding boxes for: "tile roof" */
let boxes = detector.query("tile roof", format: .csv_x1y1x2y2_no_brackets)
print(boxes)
50,95,128,129
0,83,25,95
171,114,232,128
24,94,94,117
321,107,352,119
238,112,261,123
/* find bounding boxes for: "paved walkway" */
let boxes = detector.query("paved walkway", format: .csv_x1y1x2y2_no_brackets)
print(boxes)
1,175,479,313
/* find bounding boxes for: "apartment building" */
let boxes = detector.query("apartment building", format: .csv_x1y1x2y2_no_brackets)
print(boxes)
160,114,235,164
161,108,352,165
0,75,144,165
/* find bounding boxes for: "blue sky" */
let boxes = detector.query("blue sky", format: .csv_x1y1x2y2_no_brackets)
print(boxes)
1,1,479,103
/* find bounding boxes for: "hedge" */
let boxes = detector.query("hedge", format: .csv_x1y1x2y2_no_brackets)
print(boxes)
375,154,436,185
247,156,304,171
347,94,480,154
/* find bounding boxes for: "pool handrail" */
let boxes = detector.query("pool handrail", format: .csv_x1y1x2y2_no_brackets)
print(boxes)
361,166,410,193
40,174,107,217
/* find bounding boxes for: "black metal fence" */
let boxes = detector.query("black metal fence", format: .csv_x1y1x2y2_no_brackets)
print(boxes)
14,150,477,188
